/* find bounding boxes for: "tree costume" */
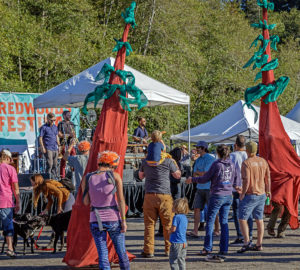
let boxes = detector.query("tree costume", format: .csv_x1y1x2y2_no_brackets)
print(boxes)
243,0,300,229
63,2,147,267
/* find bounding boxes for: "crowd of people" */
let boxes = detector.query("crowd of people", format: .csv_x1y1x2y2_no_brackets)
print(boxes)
0,115,295,269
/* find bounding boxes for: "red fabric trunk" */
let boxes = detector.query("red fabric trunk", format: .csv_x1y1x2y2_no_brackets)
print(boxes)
63,23,136,267
259,8,300,229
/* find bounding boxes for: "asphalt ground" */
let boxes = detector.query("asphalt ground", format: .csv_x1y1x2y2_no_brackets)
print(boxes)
0,212,299,270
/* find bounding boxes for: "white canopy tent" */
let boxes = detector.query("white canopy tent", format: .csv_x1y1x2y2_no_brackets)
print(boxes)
33,57,190,108
286,100,300,155
286,100,300,123
171,100,300,150
33,57,191,153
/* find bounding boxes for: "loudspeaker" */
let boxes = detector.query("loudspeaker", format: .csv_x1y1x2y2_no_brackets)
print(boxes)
18,173,50,187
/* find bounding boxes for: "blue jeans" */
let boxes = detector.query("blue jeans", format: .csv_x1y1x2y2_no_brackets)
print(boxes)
0,208,14,237
90,221,130,270
232,192,253,239
200,205,207,223
204,195,232,253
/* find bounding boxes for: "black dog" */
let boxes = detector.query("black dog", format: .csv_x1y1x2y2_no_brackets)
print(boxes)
47,211,72,253
1,213,47,255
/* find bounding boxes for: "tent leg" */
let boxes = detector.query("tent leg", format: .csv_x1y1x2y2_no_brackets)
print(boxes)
34,108,40,173
188,103,191,163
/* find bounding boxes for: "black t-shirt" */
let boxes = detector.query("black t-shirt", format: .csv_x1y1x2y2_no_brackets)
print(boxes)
58,120,75,145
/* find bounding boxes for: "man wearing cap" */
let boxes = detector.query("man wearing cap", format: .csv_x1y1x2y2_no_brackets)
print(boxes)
0,149,20,258
238,141,271,253
139,153,181,258
230,135,253,245
63,140,90,196
58,110,76,178
39,112,60,179
187,141,216,237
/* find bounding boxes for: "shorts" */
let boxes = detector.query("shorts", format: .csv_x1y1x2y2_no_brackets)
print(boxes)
239,194,266,220
0,208,14,237
193,189,210,210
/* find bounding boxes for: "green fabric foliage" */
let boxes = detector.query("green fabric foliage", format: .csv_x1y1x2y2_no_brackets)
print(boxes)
253,54,269,70
243,37,269,70
82,64,148,114
121,1,137,28
261,58,279,71
256,0,274,11
112,39,133,56
264,76,290,103
242,0,287,120
270,35,280,51
250,34,264,49
114,69,148,111
95,63,115,83
244,76,290,120
251,20,276,30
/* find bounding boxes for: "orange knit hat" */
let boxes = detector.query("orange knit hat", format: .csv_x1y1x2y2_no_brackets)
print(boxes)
78,141,91,152
97,151,120,167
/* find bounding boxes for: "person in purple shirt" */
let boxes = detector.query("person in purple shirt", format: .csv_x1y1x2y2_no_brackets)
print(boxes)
186,144,241,260
39,112,60,179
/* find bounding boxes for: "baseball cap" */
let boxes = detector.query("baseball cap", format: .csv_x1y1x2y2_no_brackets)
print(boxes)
246,141,257,154
195,141,208,149
2,149,12,161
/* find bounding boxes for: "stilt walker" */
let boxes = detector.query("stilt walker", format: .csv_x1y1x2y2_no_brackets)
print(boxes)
63,2,147,267
243,0,300,230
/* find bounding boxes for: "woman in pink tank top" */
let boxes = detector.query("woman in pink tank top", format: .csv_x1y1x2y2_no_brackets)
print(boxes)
82,151,130,270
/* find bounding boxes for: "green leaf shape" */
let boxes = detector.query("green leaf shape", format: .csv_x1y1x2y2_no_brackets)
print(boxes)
264,76,290,103
256,0,274,11
112,39,133,56
270,35,280,51
95,63,115,83
250,34,264,49
261,58,279,71
244,76,290,122
121,1,137,28
82,65,148,114
251,20,276,30
253,54,269,70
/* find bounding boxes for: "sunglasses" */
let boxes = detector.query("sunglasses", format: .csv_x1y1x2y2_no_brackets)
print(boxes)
49,119,56,122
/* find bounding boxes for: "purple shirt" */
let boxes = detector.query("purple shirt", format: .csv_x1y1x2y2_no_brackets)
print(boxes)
39,123,58,151
192,158,241,196
88,173,120,223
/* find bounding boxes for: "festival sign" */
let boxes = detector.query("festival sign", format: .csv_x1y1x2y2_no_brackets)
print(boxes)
0,92,80,146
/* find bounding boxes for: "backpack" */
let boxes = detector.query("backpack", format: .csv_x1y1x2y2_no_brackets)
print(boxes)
59,178,76,192
82,170,116,202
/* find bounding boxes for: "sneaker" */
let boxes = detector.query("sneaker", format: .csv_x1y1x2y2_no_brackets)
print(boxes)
198,222,205,231
277,232,285,238
141,251,154,258
6,250,16,258
205,254,224,263
267,228,276,237
230,238,244,246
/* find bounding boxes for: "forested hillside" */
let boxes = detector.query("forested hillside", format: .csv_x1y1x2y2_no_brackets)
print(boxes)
1,0,299,137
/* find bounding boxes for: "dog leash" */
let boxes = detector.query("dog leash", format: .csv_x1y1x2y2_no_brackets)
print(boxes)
34,226,54,251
